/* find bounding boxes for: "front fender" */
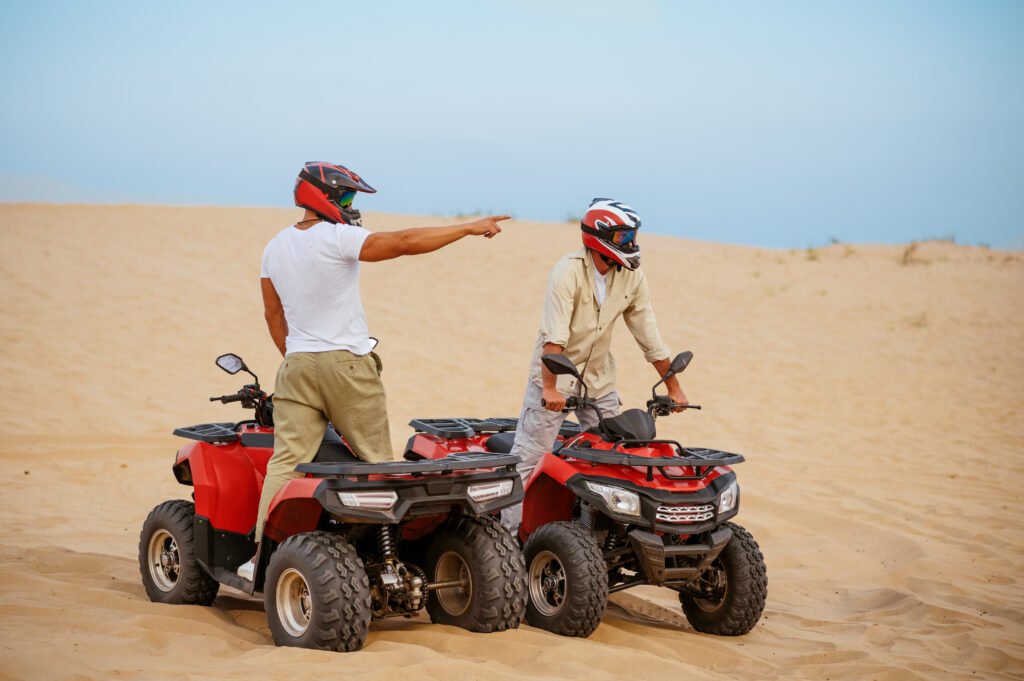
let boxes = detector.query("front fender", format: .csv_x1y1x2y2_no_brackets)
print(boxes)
520,472,576,542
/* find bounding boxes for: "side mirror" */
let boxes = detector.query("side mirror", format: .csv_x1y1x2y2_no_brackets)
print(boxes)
666,351,693,378
652,350,693,399
542,353,581,379
216,353,246,375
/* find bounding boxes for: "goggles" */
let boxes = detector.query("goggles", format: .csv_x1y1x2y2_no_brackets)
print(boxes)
609,227,637,247
333,190,356,208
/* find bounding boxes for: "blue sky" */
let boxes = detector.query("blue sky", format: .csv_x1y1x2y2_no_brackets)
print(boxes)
1,0,1022,249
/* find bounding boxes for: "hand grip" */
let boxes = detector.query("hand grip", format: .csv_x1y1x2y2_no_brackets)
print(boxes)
541,396,579,412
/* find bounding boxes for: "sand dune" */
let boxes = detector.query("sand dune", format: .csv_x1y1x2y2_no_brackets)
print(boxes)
1,203,1022,680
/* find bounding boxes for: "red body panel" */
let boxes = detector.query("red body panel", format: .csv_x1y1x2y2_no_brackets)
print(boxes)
176,439,265,535
409,429,732,543
408,433,490,459
174,425,275,536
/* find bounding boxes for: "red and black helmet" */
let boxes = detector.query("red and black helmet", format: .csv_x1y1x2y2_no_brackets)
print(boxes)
294,161,376,225
581,198,642,270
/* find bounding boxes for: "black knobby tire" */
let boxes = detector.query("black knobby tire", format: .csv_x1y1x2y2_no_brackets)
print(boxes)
139,500,219,605
523,521,607,637
679,521,767,635
264,532,372,652
424,515,527,632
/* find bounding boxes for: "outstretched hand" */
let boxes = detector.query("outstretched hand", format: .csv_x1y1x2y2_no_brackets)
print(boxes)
465,215,510,238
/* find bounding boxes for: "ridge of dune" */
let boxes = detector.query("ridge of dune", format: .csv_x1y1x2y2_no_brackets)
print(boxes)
1,203,1022,680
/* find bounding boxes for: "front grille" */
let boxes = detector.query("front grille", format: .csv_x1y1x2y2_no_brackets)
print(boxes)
655,503,714,524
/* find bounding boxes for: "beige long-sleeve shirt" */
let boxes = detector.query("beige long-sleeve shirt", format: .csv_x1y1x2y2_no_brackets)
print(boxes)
528,247,670,399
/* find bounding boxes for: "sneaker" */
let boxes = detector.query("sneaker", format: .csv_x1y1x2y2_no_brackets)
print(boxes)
237,557,255,581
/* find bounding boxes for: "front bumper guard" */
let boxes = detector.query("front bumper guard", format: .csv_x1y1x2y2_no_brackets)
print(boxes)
627,525,733,586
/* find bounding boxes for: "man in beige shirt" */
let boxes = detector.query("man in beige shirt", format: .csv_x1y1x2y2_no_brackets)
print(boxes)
501,198,688,531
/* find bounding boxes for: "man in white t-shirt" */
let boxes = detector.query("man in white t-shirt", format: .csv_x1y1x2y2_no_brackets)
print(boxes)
240,161,507,581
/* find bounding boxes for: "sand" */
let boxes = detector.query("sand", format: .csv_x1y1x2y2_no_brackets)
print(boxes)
1,203,1022,680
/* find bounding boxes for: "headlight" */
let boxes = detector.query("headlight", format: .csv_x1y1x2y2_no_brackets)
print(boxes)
586,481,641,517
337,490,398,510
467,479,514,503
718,481,739,514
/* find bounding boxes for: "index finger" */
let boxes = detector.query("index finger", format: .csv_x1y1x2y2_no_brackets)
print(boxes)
489,215,512,222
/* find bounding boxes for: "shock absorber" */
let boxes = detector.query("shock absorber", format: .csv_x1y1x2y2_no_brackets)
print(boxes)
603,524,626,553
580,500,597,530
377,525,395,561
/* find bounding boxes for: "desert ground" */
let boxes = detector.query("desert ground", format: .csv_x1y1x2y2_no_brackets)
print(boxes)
1,203,1022,680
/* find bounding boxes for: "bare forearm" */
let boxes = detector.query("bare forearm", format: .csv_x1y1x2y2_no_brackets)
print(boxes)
652,355,688,405
541,342,564,390
652,357,676,387
393,224,473,256
260,278,288,356
360,215,507,262
266,312,287,356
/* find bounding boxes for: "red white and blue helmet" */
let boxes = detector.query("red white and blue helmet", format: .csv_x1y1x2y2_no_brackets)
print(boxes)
581,198,641,270
294,161,376,225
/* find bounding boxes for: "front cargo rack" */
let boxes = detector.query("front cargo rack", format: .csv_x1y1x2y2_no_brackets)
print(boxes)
409,417,581,439
557,440,745,481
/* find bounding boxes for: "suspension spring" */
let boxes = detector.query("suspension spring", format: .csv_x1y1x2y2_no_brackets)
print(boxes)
580,501,597,530
377,525,395,561
603,525,626,553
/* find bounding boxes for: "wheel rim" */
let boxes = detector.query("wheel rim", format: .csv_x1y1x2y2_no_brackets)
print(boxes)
147,529,180,592
692,560,728,612
434,550,472,616
529,550,566,617
276,568,313,637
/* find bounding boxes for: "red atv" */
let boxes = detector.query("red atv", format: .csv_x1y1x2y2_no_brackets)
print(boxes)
139,352,527,652
406,351,766,638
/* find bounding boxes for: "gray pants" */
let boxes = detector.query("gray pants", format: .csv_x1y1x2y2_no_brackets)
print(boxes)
500,381,620,532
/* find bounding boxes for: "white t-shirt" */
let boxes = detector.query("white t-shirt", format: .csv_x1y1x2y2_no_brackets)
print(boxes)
260,222,373,355
594,269,607,307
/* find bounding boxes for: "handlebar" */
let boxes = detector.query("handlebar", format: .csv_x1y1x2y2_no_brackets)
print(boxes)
210,393,245,404
646,395,701,417
541,395,587,413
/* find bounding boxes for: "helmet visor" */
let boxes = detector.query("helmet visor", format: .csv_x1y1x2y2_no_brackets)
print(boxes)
609,228,637,247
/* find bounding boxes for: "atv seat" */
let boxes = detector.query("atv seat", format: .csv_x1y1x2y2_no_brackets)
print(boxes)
314,427,361,463
485,431,568,455
485,432,517,453
241,425,361,463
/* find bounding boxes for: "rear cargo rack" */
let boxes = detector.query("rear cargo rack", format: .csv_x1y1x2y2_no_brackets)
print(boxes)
409,417,580,439
557,439,744,480
296,452,521,478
